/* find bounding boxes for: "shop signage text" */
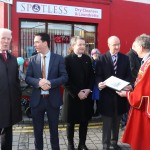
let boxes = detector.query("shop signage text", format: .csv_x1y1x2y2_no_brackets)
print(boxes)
54,35,70,43
16,1,102,19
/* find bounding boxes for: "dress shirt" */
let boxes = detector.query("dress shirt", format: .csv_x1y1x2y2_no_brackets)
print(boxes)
111,53,118,62
0,51,7,60
141,52,150,65
41,51,51,95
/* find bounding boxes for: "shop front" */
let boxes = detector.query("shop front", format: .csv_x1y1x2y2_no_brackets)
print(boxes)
1,0,150,57
0,0,111,58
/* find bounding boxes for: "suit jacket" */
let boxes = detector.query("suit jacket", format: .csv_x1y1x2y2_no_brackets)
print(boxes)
62,53,94,123
96,51,131,117
25,52,68,108
127,49,142,83
0,52,22,128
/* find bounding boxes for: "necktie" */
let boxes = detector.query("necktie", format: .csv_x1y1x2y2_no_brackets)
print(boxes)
112,55,117,74
2,51,7,61
42,55,46,79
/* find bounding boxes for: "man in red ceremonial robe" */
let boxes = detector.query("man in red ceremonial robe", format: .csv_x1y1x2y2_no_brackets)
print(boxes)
117,34,150,150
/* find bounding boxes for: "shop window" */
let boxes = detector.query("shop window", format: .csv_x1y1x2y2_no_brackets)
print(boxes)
20,21,45,58
48,23,72,57
74,24,96,55
20,21,96,59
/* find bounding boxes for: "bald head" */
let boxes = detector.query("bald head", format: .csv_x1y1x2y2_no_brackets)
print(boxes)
108,36,120,44
108,36,120,54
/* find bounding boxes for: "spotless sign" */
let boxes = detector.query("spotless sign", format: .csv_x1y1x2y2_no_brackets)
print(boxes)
16,1,102,19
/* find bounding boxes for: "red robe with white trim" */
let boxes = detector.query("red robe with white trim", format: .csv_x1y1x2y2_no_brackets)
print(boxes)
122,57,150,150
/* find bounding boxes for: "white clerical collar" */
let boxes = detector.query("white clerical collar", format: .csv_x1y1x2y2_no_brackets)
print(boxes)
74,52,82,57
77,54,82,57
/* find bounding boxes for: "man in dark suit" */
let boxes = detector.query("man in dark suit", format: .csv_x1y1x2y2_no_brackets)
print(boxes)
96,36,131,150
62,36,94,150
25,33,68,150
127,41,142,84
0,28,22,150
120,42,143,128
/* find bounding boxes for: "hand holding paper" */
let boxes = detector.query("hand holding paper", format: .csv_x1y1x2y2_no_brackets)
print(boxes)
122,85,133,91
104,76,130,91
98,82,106,90
116,90,127,97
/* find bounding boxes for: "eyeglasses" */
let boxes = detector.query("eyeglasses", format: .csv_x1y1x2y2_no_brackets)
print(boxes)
77,44,86,47
109,43,120,47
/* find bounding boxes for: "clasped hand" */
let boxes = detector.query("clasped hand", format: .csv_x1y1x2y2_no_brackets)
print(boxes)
39,78,51,91
78,89,91,100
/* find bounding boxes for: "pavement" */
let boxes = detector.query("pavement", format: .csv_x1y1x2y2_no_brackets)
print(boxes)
7,115,132,150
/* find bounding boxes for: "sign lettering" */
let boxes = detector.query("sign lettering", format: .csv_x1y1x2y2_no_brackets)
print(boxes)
16,2,102,19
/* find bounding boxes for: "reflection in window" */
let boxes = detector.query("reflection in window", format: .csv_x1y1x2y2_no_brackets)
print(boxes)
74,24,96,55
48,23,72,57
20,21,96,58
20,21,45,58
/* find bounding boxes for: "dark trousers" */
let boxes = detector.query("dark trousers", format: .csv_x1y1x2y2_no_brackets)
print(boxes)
0,126,12,150
102,115,121,148
31,97,60,150
67,121,88,145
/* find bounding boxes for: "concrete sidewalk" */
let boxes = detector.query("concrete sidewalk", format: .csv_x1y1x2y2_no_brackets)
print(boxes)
11,122,132,150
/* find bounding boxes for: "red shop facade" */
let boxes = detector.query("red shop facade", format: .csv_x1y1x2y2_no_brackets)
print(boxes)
0,0,150,58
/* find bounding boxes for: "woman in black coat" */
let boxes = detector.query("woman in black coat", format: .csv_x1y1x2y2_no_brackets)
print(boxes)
62,36,94,150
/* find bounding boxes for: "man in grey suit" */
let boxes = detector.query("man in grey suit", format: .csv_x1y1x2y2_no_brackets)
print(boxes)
96,36,131,150
25,33,68,150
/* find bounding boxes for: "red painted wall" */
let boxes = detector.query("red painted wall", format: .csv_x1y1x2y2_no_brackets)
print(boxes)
109,0,150,54
1,0,150,56
0,2,8,28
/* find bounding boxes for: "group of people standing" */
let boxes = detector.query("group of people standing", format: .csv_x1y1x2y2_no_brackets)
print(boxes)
0,27,150,150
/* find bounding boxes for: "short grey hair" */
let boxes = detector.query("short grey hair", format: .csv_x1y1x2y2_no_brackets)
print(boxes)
70,36,85,46
0,28,12,38
135,34,150,50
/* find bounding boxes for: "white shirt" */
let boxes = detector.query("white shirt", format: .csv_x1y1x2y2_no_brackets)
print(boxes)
40,51,51,95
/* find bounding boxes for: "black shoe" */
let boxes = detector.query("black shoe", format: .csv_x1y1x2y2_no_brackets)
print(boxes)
103,147,110,150
103,144,110,150
111,144,121,150
78,144,89,150
68,144,75,150
103,148,110,150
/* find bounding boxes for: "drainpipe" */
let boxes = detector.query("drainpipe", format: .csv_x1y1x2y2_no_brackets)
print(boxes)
8,3,11,29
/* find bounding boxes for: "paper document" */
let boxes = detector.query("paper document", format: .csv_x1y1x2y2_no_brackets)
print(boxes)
104,76,130,91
